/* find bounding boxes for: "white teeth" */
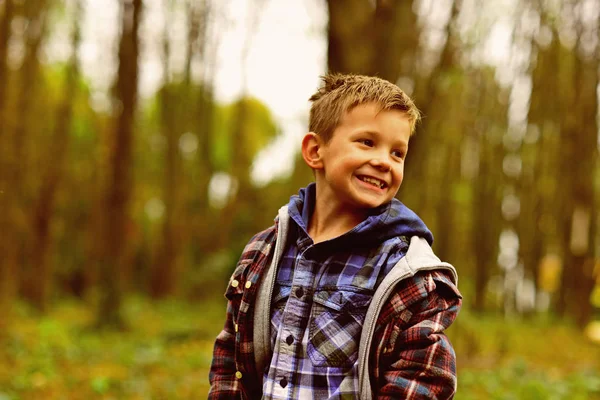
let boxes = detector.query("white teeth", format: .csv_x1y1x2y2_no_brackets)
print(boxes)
360,176,384,188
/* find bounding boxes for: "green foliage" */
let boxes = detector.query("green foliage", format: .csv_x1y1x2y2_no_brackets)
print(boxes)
1,298,224,399
448,309,600,399
2,300,599,399
212,96,279,172
458,361,600,400
449,309,600,371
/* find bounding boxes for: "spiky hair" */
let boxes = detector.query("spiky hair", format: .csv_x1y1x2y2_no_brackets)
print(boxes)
308,73,420,142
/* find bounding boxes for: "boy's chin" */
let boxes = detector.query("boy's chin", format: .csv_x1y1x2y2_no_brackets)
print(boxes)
355,190,396,206
351,196,393,211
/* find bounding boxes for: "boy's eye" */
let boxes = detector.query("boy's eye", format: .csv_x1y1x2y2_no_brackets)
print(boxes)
359,139,374,147
392,150,405,159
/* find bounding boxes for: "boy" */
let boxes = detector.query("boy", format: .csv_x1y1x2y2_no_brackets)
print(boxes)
209,74,462,399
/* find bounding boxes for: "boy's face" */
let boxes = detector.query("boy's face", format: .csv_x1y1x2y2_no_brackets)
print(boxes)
307,102,411,214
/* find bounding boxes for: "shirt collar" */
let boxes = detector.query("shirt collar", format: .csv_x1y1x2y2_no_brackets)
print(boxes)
287,182,315,237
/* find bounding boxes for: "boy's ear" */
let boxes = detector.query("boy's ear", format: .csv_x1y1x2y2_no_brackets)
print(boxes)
301,132,324,170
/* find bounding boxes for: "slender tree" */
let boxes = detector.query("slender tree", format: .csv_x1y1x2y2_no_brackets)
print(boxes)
151,0,180,297
471,70,508,313
519,3,552,307
98,0,142,327
7,0,49,302
556,6,598,326
29,0,82,311
0,0,16,334
327,0,419,81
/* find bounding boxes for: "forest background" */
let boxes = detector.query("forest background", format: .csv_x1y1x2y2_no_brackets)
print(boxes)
1,0,600,398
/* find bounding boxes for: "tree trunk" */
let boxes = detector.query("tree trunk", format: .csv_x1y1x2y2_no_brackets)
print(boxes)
326,0,373,75
151,8,179,297
469,68,507,313
29,0,82,311
472,128,503,313
97,0,142,328
553,5,599,325
326,0,420,81
557,51,598,327
0,0,16,337
8,0,48,302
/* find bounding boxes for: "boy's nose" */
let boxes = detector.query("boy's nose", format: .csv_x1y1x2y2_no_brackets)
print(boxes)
370,157,391,172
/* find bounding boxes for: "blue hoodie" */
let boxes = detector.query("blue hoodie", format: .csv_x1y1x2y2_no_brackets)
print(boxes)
288,182,433,247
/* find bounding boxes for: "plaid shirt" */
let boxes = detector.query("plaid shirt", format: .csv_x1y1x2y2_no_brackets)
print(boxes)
209,193,462,399
263,189,411,398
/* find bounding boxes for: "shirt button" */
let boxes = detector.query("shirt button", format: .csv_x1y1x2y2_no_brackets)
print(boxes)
234,323,238,332
280,377,288,388
231,279,239,288
295,287,304,299
245,281,252,289
285,335,294,345
235,371,243,379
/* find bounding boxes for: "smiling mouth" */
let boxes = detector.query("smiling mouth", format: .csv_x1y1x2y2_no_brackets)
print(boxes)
357,175,387,189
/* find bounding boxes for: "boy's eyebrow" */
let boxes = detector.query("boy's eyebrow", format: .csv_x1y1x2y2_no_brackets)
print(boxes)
355,130,409,146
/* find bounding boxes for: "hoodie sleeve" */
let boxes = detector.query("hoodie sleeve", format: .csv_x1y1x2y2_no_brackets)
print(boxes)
375,270,462,400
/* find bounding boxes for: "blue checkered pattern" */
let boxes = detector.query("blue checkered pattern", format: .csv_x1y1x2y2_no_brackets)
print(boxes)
262,185,409,399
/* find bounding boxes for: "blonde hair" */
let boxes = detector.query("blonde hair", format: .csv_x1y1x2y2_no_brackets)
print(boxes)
308,73,421,142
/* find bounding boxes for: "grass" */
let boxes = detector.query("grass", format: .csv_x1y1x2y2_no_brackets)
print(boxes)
1,297,225,399
0,297,599,399
449,310,600,399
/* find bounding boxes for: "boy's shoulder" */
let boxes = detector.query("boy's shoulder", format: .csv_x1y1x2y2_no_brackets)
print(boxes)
376,268,462,326
373,236,461,320
239,224,278,263
227,225,278,293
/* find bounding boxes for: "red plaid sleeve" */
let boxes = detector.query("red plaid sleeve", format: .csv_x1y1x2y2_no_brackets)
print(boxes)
375,270,462,400
208,298,241,399
208,226,277,399
208,242,259,399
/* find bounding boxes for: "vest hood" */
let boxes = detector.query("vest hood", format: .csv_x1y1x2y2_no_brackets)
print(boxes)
287,183,433,246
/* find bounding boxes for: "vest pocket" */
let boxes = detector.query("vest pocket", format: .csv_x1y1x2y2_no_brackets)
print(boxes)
307,290,371,368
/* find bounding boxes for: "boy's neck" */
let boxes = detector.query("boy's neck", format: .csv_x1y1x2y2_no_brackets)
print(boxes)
307,188,368,244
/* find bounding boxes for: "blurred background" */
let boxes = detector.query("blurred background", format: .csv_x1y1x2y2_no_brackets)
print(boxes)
0,0,599,398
